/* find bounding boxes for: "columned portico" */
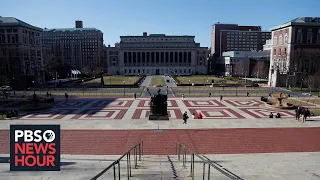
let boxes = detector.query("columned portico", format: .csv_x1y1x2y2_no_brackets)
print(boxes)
106,32,208,75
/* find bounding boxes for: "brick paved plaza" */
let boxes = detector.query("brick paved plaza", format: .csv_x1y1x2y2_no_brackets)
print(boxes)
0,96,320,179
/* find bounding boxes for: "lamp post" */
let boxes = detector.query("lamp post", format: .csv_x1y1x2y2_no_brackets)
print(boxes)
189,80,191,94
244,71,247,85
32,81,35,94
123,81,126,95
82,79,84,94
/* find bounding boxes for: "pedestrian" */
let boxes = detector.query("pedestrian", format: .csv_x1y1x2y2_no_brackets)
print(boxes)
295,107,300,120
182,111,189,124
65,93,68,102
220,95,223,102
302,108,310,123
134,93,137,100
209,93,211,97
182,94,185,101
247,92,249,97
276,113,281,118
197,113,203,119
192,113,195,119
269,112,273,118
269,93,272,97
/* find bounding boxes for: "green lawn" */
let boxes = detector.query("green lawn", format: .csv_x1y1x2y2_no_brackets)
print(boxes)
175,76,241,85
310,109,320,116
149,77,166,86
86,76,140,85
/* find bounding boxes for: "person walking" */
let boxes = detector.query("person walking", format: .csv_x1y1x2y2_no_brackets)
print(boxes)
182,111,189,124
65,92,69,102
209,93,211,97
302,108,310,123
295,107,300,120
247,92,249,97
134,93,137,100
197,113,203,119
182,94,185,101
220,95,223,102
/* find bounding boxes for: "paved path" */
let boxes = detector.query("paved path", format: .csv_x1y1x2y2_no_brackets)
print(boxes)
1,128,320,155
164,75,177,87
139,76,152,87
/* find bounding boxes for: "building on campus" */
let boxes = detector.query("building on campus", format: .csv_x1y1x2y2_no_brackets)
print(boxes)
268,17,320,87
211,23,271,57
106,32,209,75
216,51,270,78
263,39,272,52
41,21,104,71
0,16,44,87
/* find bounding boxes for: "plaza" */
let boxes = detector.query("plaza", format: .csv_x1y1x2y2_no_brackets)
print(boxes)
0,95,320,179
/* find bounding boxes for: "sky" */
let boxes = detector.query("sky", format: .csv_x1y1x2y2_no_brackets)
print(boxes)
2,0,319,47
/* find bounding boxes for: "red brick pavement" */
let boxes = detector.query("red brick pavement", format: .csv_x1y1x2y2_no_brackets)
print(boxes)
0,128,319,155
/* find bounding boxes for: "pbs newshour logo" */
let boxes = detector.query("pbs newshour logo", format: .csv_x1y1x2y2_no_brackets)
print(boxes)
10,125,60,171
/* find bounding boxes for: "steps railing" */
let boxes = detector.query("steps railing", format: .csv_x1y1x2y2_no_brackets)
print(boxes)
176,141,243,180
91,141,143,180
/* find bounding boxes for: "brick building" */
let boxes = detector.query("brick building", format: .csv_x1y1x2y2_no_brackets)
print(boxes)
0,16,44,87
268,17,320,87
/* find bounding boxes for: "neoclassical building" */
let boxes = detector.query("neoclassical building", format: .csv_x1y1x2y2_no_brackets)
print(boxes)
106,32,209,75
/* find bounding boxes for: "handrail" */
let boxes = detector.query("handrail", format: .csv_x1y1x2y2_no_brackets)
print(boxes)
176,141,243,180
91,141,143,180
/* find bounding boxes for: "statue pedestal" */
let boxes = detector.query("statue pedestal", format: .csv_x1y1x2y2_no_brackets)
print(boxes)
149,102,169,120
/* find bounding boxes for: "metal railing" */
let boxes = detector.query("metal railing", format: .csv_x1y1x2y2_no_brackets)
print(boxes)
176,141,243,180
91,141,143,180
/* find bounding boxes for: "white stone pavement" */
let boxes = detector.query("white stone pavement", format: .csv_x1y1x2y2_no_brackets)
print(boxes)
1,152,320,180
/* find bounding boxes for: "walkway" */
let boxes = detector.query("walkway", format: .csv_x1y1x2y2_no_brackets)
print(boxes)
139,76,152,87
164,75,177,87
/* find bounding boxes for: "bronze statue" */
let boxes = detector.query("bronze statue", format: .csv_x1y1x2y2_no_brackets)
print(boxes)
148,88,169,120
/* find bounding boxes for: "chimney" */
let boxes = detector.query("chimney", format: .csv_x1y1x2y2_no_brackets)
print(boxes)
75,20,83,28
143,32,147,36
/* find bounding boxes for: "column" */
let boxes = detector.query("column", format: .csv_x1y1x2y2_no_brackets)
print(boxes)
182,51,185,64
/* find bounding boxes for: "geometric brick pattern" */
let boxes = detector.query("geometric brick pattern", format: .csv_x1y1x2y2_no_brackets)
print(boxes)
239,108,296,118
188,108,245,119
184,100,225,107
20,108,76,120
53,100,91,108
89,100,133,108
71,109,127,120
132,109,183,119
137,100,178,108
224,99,264,107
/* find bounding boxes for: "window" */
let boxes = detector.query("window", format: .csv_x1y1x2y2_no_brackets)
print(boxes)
297,28,303,43
279,48,281,55
279,36,282,45
284,34,288,44
317,29,320,43
284,48,287,55
307,28,313,43
273,48,276,56
274,37,277,45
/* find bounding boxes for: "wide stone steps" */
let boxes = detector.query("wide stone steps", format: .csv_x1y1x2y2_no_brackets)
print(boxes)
94,155,233,179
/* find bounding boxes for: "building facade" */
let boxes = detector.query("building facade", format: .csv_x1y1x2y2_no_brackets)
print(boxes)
41,21,104,70
106,32,209,75
268,17,320,87
263,39,272,51
0,16,44,87
216,51,270,78
211,23,269,57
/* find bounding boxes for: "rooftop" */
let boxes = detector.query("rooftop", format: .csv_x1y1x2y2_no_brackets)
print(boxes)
120,33,194,38
0,17,42,31
270,17,320,31
43,28,101,33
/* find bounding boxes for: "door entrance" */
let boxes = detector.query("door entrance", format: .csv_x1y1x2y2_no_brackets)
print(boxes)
156,69,160,75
